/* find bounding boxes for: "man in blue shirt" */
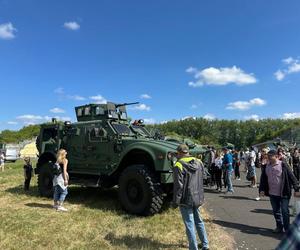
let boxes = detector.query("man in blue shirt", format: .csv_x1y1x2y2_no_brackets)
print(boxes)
223,147,234,193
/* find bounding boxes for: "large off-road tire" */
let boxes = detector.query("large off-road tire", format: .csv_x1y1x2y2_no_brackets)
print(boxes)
118,165,164,216
37,162,54,197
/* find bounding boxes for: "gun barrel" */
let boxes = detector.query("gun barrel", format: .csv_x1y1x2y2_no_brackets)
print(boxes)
116,102,139,108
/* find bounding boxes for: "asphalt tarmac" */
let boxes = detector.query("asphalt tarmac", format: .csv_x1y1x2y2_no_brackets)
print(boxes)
203,170,296,250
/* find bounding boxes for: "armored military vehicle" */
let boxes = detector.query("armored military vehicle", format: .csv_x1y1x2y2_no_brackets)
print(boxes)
36,102,192,215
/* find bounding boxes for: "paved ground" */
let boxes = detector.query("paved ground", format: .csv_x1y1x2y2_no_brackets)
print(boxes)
203,170,296,250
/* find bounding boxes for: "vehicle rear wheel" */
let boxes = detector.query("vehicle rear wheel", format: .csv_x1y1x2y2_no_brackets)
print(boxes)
37,162,54,197
118,165,163,216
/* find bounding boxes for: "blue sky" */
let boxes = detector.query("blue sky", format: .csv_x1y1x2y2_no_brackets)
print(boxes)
1,0,300,130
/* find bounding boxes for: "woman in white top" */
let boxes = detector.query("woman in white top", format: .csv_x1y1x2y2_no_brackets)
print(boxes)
214,151,223,192
53,149,69,211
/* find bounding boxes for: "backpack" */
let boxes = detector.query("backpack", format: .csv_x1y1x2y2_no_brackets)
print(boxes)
53,162,62,176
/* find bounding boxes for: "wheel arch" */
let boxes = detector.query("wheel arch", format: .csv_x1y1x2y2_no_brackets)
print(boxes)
36,152,56,174
116,148,156,179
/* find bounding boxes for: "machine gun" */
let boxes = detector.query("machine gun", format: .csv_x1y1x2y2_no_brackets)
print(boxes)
116,102,139,108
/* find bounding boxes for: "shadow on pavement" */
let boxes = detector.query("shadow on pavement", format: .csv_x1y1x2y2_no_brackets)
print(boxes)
250,208,273,215
233,184,253,188
220,195,255,201
212,219,283,240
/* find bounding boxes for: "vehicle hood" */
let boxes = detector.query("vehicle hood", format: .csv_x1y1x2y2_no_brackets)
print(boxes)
124,138,179,152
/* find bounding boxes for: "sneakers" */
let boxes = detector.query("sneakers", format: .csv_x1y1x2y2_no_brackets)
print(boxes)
272,227,283,234
56,206,68,212
53,205,58,209
198,243,209,250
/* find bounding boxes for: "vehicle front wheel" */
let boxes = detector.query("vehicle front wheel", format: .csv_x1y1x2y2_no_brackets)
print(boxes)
37,162,54,197
118,165,164,216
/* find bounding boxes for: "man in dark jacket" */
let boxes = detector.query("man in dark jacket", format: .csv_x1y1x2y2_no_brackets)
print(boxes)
259,149,300,233
173,144,209,250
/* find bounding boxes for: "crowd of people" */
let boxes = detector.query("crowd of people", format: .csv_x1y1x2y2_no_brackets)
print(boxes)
201,145,300,249
204,146,259,193
3,141,300,250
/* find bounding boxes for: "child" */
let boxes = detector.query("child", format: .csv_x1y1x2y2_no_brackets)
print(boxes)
24,157,33,191
0,152,5,172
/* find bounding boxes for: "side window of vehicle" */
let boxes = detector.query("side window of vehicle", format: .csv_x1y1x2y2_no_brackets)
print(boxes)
89,127,108,142
84,107,91,116
77,108,83,117
95,106,105,115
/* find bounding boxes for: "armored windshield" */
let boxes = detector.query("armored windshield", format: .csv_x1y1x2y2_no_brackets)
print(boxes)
112,123,134,136
131,125,152,137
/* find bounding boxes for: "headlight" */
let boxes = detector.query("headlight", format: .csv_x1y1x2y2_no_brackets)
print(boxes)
167,152,173,160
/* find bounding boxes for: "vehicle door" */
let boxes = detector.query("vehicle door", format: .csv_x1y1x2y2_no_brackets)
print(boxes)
62,125,85,173
84,124,116,175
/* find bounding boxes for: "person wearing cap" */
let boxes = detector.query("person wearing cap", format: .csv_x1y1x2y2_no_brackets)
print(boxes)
259,149,300,233
173,144,209,250
292,148,300,181
222,147,234,194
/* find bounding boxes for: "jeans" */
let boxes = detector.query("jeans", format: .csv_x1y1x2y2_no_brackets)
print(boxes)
234,163,240,178
215,168,222,189
53,185,68,202
226,170,234,192
179,206,209,250
269,195,290,231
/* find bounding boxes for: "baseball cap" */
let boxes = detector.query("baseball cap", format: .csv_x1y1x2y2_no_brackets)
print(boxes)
267,149,277,156
177,144,189,154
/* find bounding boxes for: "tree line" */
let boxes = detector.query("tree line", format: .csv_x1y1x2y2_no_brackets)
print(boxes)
1,118,300,148
0,125,40,144
149,118,300,149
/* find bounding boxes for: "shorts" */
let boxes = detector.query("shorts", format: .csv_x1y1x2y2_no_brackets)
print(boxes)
53,185,68,202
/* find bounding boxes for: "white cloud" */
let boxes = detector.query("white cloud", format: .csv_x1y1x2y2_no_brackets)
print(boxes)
131,104,151,111
140,94,152,99
181,116,196,121
226,98,266,111
244,114,260,121
68,95,86,101
63,21,80,30
0,22,17,40
274,70,285,81
54,87,64,95
143,118,156,124
282,112,300,119
16,114,44,125
187,66,257,87
203,114,216,120
89,95,107,104
160,120,169,124
15,114,72,125
274,57,300,81
7,121,18,125
16,115,44,121
50,107,65,114
60,116,72,121
190,104,198,109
